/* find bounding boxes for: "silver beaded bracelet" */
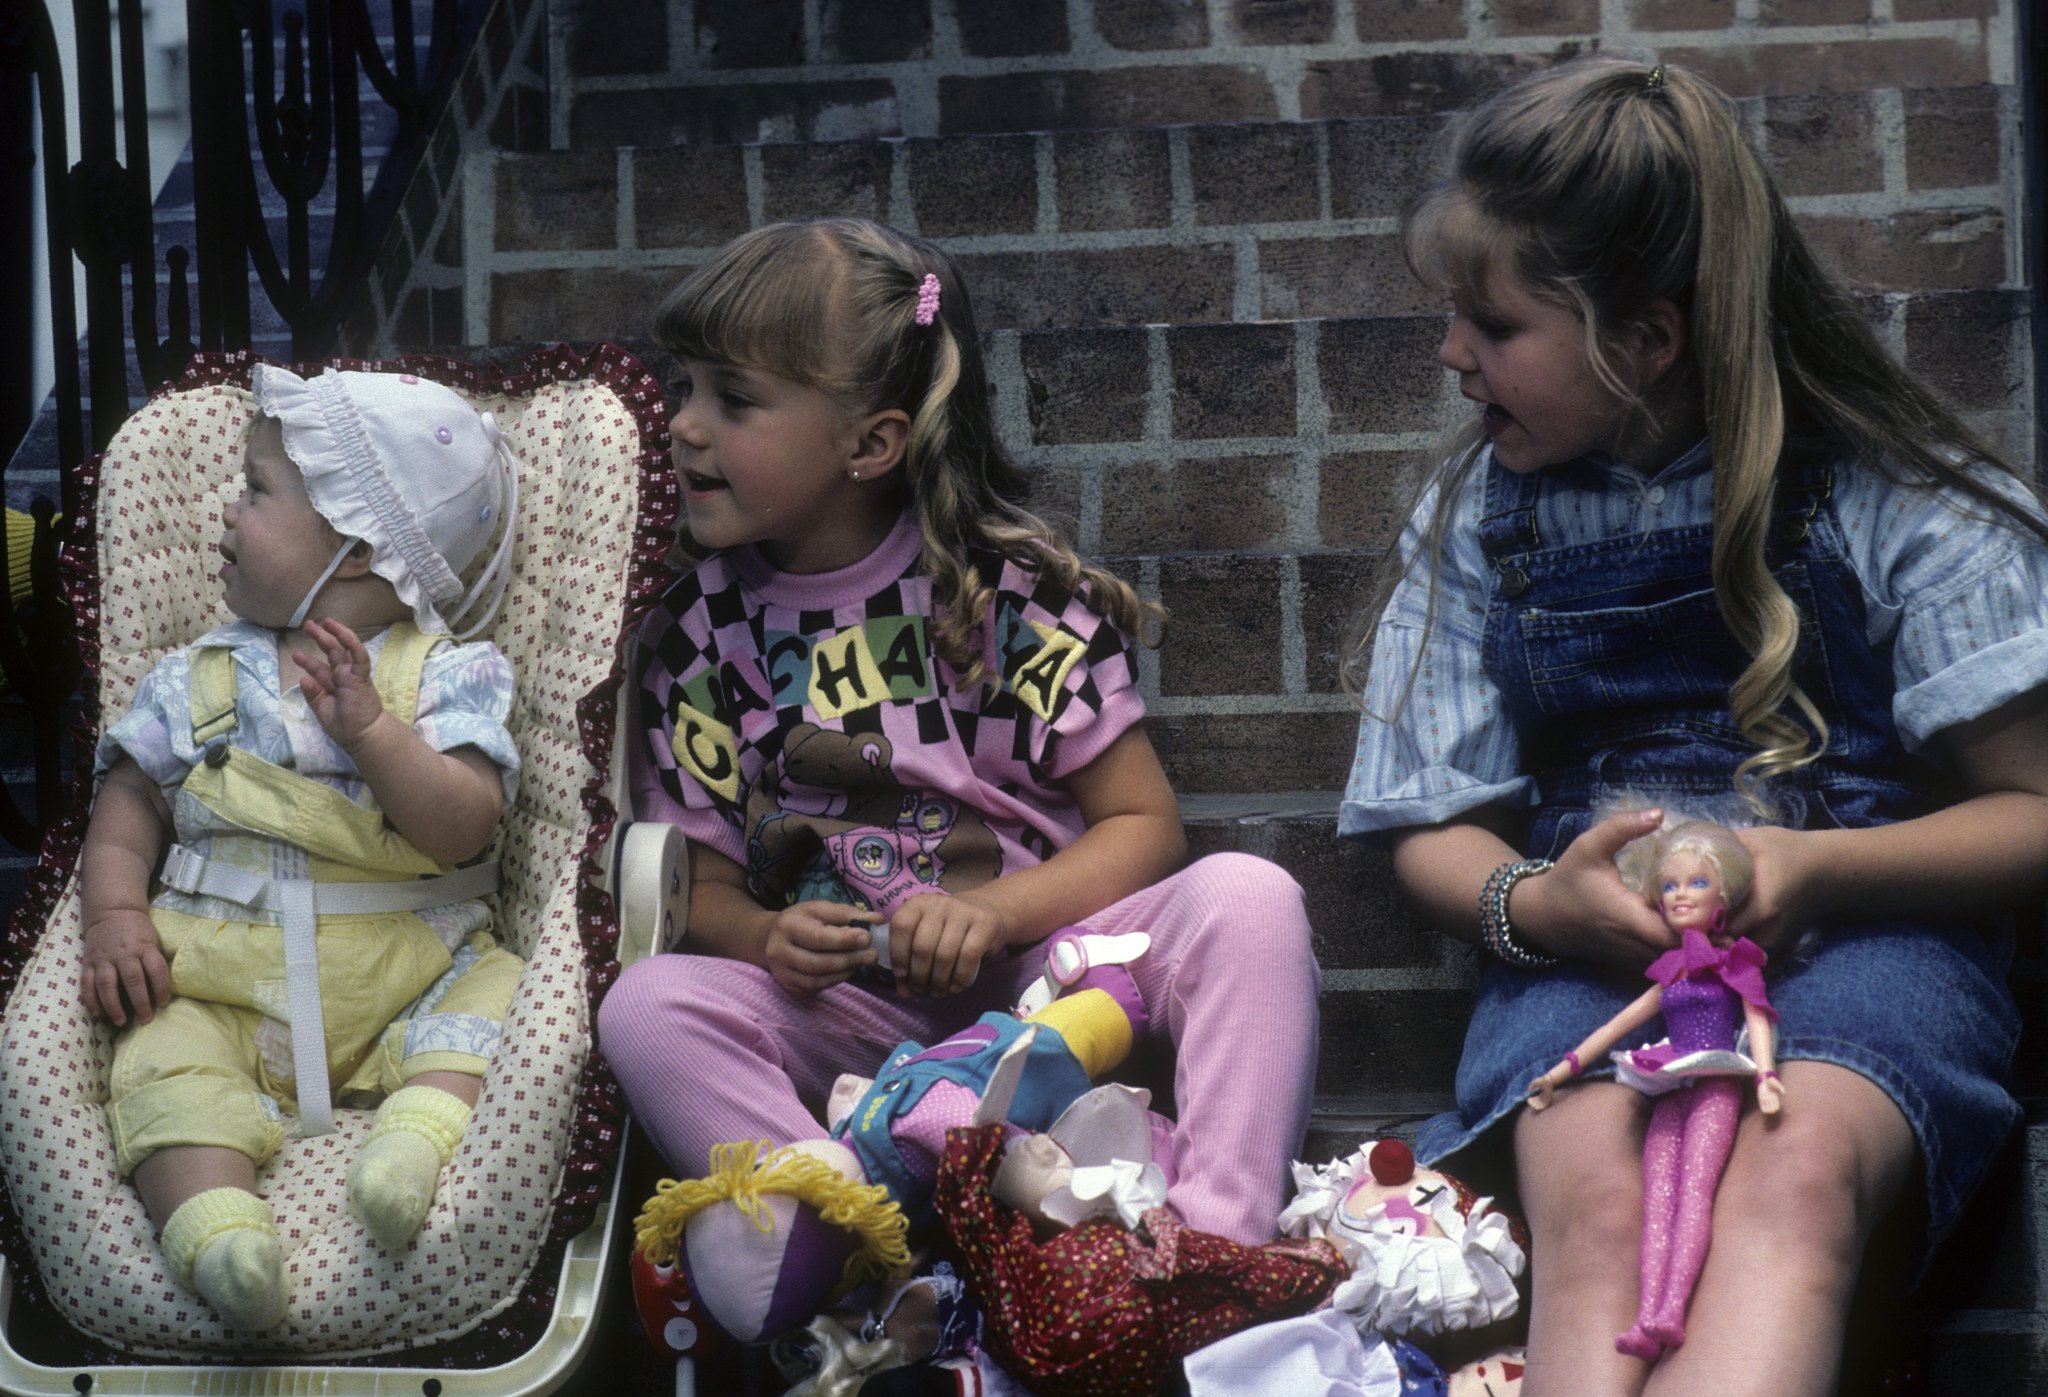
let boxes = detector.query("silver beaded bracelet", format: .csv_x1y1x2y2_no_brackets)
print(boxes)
1479,858,1559,968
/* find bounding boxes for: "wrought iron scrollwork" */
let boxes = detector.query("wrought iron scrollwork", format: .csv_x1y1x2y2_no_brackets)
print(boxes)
2,0,482,849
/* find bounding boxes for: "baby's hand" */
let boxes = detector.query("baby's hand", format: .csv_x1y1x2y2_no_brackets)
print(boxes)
764,902,878,996
294,618,386,750
80,908,171,1026
888,891,1008,998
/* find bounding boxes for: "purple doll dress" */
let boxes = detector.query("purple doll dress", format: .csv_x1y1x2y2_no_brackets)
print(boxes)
1611,930,1776,1096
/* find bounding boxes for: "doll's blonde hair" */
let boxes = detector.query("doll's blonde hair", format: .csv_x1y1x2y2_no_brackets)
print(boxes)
1345,56,2048,815
1617,819,1755,913
654,218,1164,685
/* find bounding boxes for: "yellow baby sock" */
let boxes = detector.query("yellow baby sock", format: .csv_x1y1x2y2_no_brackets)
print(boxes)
347,1084,473,1250
161,1187,286,1331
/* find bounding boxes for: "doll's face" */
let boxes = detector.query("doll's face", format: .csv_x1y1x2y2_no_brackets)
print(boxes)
1656,852,1726,938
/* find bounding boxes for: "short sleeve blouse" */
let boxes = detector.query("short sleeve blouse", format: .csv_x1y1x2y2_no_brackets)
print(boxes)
1339,441,2048,842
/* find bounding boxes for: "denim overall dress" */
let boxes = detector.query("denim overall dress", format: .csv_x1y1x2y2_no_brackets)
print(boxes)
1412,455,2022,1250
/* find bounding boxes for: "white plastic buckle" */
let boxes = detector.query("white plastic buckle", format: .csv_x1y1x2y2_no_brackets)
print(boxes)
1015,931,1151,1018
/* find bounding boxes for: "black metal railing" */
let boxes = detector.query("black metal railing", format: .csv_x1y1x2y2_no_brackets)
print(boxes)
0,0,486,851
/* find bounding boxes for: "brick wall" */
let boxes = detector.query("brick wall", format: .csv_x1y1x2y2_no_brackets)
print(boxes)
353,0,2034,803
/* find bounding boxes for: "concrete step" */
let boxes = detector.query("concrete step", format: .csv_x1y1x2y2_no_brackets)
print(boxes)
478,95,2013,342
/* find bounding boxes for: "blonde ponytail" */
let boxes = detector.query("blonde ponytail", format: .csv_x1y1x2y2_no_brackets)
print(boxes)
1670,73,1827,806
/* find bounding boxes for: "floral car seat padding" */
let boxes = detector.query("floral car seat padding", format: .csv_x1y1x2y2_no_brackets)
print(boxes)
0,347,677,1360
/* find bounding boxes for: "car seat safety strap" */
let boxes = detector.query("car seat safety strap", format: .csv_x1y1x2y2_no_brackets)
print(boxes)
157,842,501,1136
278,878,334,1136
189,646,240,747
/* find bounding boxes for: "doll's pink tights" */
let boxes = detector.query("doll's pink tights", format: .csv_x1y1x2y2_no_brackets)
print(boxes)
1616,1079,1741,1361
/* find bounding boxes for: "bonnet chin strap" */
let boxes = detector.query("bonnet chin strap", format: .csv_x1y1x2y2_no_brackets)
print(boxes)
445,412,521,642
288,538,361,630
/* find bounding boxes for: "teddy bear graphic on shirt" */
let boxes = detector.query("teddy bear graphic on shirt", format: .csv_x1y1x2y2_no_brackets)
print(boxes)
745,722,1002,919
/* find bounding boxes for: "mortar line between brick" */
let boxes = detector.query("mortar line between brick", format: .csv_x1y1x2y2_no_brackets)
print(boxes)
1983,1,2015,86
667,0,695,80
990,328,1037,481
1232,238,1260,323
889,142,916,232
1880,293,1908,364
744,147,766,229
1332,0,1358,44
1873,89,1908,199
1207,0,1233,45
1145,326,1174,444
1066,0,1096,57
1268,53,1305,124
802,0,825,65
930,0,963,61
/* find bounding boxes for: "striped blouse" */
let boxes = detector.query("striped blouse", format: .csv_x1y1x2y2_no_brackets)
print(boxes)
1340,439,2048,842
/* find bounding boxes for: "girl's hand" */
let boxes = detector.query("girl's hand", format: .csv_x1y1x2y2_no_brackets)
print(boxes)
763,902,877,995
1513,807,1676,966
294,618,387,750
81,908,172,1026
1728,824,1825,954
889,890,1009,997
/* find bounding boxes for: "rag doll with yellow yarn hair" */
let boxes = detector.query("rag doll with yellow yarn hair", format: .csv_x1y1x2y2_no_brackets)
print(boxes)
632,926,1158,1347
79,365,526,1331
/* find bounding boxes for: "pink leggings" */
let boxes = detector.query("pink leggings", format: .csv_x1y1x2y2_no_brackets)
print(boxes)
1620,1078,1742,1355
598,853,1321,1245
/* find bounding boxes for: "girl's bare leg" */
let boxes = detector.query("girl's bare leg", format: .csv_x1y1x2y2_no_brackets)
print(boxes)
1644,1061,1915,1397
1515,1080,1654,1397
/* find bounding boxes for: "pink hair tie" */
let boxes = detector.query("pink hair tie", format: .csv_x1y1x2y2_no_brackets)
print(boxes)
1564,1050,1582,1076
914,273,941,326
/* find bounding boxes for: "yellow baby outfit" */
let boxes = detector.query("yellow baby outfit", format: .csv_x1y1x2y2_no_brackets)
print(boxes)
106,623,524,1177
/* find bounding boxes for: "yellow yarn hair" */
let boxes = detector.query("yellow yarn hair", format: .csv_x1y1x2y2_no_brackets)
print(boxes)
633,1140,912,1293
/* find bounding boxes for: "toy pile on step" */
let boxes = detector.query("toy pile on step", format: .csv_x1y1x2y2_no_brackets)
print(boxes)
628,930,1529,1396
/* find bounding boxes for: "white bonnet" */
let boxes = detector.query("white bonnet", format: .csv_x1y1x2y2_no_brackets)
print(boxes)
251,365,518,636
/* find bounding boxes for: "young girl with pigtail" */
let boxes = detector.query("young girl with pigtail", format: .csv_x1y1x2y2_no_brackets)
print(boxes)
600,218,1321,1345
1341,56,2048,1393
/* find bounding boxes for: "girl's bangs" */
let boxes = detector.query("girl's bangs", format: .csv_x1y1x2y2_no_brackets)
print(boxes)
1405,190,1516,304
653,228,841,384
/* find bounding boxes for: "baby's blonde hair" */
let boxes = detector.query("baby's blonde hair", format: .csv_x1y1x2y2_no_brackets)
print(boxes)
654,218,1163,684
1348,56,2048,814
